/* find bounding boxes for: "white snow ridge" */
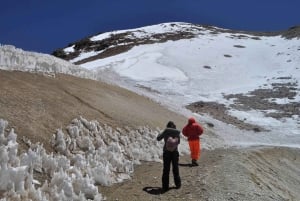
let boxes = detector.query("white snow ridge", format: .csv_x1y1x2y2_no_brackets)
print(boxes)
0,117,178,200
0,45,95,80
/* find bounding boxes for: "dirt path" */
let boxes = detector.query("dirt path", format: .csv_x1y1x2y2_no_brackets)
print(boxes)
99,153,213,201
99,147,300,201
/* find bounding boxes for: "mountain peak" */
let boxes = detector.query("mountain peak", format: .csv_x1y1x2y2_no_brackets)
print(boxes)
52,22,208,63
52,22,299,65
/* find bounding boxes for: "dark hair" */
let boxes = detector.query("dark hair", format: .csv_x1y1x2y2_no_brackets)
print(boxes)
166,121,176,129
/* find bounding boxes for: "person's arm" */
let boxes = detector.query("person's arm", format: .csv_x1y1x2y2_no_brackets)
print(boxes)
157,129,166,141
197,124,204,136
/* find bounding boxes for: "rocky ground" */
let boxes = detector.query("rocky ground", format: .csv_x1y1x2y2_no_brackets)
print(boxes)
99,147,300,201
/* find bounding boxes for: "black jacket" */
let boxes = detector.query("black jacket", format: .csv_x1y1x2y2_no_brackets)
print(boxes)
157,128,180,152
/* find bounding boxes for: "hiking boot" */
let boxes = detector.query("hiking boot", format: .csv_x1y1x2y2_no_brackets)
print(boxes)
192,159,199,166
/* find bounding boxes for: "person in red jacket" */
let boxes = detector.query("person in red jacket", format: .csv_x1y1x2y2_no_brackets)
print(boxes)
182,117,204,166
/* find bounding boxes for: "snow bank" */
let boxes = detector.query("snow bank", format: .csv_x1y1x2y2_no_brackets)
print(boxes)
0,117,174,200
0,45,95,80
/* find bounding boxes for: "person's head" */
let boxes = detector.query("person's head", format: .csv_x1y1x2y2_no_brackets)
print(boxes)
188,117,196,125
166,121,176,129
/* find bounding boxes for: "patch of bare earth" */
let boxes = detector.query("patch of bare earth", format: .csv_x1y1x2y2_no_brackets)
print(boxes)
186,79,299,132
186,101,266,132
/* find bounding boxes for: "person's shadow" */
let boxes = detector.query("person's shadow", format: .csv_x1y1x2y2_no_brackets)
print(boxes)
143,186,176,195
143,187,164,195
179,163,192,167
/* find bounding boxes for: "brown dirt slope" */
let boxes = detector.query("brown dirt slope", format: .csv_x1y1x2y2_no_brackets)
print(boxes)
0,70,186,151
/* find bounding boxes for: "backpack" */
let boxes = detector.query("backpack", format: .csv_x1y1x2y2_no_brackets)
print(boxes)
166,136,179,152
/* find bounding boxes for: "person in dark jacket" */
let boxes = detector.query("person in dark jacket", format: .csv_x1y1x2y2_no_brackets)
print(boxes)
157,121,181,192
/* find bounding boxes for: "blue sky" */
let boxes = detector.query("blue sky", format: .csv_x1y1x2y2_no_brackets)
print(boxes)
1,0,299,54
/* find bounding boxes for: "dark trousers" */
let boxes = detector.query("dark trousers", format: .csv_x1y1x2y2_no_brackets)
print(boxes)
162,151,181,189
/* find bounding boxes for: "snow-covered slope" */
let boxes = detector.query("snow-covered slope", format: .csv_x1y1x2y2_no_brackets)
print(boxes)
61,22,300,148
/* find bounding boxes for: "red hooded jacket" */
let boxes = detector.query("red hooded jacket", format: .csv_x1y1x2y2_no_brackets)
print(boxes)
182,117,204,141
